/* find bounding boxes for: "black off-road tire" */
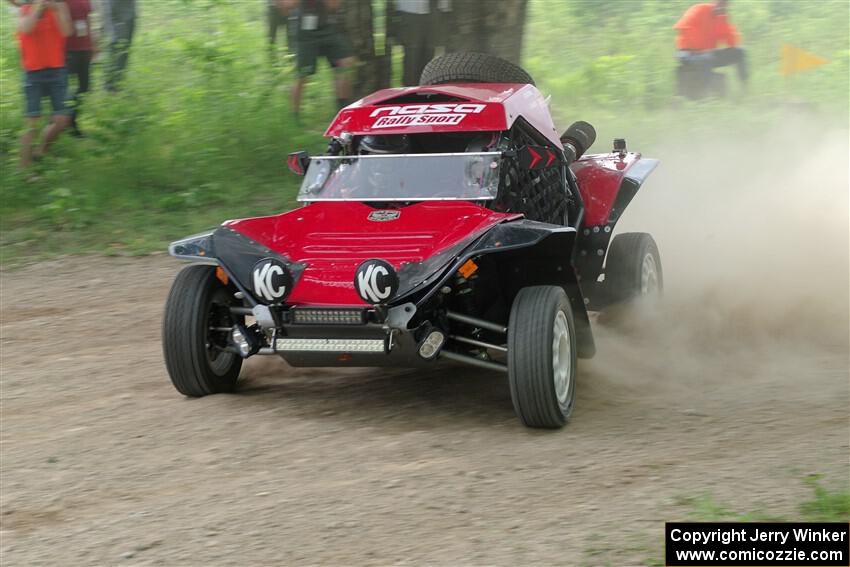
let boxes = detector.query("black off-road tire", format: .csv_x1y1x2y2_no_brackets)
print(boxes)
419,52,535,86
162,265,242,396
507,286,577,429
604,232,663,303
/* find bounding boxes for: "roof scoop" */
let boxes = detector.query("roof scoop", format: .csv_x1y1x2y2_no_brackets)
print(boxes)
374,91,471,106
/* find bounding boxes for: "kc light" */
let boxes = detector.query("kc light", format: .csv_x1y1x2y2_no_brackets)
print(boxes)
418,330,445,360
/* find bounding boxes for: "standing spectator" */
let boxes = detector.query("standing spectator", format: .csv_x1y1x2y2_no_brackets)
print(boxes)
16,0,73,168
266,0,286,48
65,0,95,136
266,0,297,56
282,0,355,119
673,0,748,99
267,0,284,47
394,0,434,87
342,0,383,98
102,0,135,92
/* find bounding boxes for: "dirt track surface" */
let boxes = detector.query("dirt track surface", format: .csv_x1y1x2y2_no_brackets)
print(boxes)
1,124,849,566
1,250,847,566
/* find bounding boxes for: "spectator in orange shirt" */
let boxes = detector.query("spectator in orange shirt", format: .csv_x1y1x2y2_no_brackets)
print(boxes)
17,0,73,168
673,0,748,99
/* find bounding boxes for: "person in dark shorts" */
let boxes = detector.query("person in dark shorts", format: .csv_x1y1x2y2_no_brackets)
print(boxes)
673,0,748,99
282,0,355,118
16,0,72,168
266,0,297,57
64,0,95,136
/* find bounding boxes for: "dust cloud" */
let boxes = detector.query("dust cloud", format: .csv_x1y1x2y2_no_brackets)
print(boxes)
614,117,847,340
586,115,849,404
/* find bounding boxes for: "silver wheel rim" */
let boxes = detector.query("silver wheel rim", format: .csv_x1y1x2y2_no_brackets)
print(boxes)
640,253,659,295
552,310,571,406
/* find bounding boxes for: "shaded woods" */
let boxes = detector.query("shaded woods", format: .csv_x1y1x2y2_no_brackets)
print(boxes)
342,0,529,99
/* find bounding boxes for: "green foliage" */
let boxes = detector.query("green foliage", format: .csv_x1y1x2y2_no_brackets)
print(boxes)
0,0,338,262
673,493,785,522
800,474,850,522
0,0,848,263
674,477,850,523
525,0,849,115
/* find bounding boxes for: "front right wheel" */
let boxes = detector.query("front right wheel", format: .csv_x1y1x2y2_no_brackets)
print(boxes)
507,286,577,428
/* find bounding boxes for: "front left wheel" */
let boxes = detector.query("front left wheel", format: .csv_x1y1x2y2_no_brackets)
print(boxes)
162,265,243,396
507,286,577,428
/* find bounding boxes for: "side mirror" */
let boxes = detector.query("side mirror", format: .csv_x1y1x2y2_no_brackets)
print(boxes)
287,151,310,176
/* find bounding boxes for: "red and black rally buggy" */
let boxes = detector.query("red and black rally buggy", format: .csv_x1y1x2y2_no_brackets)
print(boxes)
162,53,662,428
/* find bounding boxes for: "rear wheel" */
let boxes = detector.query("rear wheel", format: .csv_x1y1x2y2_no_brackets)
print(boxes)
507,286,577,428
162,265,242,396
604,232,663,303
419,52,535,86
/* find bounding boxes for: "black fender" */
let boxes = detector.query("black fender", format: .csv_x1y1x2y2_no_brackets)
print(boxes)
574,157,659,307
607,157,659,225
412,219,595,358
168,227,306,307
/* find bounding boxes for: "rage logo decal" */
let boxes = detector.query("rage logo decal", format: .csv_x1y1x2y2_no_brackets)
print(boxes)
354,259,399,304
252,258,292,303
369,103,486,129
367,210,400,222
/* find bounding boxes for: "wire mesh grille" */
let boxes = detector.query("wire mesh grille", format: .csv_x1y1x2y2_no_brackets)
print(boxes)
492,123,567,224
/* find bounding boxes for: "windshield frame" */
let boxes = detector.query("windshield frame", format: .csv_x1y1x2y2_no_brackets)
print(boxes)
296,151,504,203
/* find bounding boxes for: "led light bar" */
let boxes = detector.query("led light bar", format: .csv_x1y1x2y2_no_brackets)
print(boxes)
274,338,386,353
291,308,366,325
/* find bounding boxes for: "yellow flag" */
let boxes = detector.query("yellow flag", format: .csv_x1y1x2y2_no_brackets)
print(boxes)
781,44,829,76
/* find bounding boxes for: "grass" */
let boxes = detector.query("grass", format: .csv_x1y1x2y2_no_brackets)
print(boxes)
629,477,850,566
0,1,332,264
799,474,850,522
0,0,847,265
577,479,849,566
673,476,850,523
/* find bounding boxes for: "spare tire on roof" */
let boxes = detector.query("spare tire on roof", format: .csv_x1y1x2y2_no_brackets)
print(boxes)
419,52,535,86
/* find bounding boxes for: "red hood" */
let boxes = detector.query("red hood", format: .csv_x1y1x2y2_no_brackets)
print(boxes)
223,202,520,306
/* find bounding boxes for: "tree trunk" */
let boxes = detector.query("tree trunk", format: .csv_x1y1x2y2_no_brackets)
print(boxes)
486,0,528,65
342,0,388,99
443,0,528,65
